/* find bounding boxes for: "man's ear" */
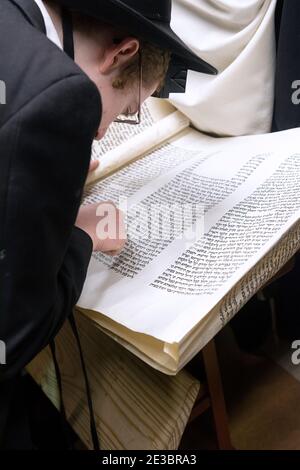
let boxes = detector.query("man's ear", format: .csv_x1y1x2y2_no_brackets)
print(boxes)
99,37,140,74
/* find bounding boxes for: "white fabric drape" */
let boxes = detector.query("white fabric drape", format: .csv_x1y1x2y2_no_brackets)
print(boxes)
170,0,276,136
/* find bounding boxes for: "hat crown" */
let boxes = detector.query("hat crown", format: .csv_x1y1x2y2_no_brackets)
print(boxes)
52,0,217,77
119,0,171,22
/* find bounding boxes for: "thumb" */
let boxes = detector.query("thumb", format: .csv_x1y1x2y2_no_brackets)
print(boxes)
89,159,100,173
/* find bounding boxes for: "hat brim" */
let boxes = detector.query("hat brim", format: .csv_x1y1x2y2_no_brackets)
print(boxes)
145,21,217,75
55,0,217,75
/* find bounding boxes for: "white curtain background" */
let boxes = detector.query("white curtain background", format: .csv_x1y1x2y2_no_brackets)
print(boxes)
169,0,276,136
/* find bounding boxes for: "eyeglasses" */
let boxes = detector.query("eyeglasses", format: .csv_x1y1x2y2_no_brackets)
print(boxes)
114,51,142,126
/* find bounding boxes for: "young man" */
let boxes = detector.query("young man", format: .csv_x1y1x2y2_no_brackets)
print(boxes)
0,0,216,449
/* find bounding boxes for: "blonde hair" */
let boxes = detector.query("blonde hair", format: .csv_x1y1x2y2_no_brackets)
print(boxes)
73,13,170,92
112,41,170,92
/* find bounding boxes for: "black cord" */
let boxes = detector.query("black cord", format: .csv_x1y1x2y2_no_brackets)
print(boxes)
49,339,73,450
61,6,74,59
69,312,100,451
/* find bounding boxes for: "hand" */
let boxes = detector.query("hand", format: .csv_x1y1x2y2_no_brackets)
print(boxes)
88,159,99,174
76,201,127,256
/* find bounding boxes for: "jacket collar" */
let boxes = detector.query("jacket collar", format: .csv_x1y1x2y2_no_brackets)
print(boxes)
10,0,46,33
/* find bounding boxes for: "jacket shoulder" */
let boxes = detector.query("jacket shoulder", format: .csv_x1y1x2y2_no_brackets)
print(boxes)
0,0,101,128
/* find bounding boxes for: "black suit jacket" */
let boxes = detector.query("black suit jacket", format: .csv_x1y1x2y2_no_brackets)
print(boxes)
0,0,101,446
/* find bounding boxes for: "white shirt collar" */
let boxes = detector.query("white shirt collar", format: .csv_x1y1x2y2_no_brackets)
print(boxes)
34,0,63,50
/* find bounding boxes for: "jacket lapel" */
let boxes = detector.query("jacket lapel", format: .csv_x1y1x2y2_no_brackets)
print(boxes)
9,0,46,33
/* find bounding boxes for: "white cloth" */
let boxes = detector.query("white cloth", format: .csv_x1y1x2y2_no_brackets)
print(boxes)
34,0,63,50
170,0,276,136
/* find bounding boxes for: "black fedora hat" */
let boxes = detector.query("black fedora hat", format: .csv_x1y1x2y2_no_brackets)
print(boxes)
54,0,217,77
